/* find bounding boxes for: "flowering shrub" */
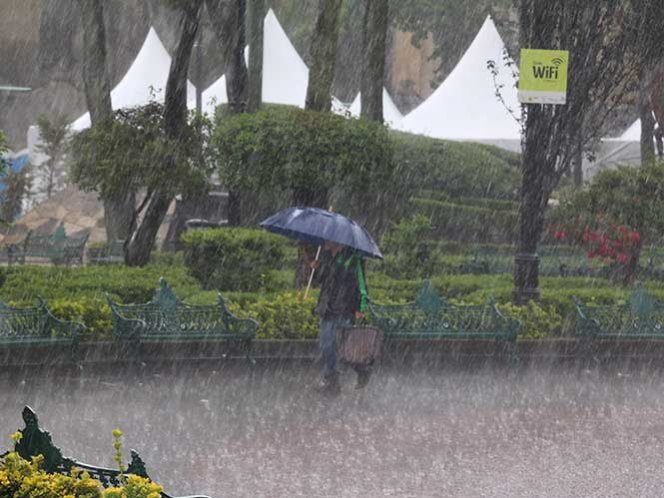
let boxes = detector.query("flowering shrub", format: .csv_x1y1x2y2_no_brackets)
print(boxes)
549,215,641,282
0,432,163,498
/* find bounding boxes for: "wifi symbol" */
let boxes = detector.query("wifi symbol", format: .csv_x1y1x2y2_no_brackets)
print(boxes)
552,57,564,66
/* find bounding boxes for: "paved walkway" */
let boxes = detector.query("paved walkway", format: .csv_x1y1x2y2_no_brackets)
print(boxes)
3,361,664,497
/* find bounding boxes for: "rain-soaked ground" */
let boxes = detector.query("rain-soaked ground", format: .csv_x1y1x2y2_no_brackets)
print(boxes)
3,359,664,498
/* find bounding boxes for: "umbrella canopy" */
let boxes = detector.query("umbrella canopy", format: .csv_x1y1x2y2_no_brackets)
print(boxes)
259,207,383,259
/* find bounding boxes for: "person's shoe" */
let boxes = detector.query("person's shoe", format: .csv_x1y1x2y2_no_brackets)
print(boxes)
355,369,372,389
315,375,341,396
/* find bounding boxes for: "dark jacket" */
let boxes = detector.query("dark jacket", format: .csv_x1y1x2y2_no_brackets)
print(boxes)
314,248,366,320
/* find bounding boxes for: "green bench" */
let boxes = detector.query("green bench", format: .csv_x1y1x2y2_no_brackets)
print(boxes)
107,278,258,364
7,223,89,266
370,280,522,361
88,239,125,265
574,285,664,356
2,406,210,498
0,298,84,362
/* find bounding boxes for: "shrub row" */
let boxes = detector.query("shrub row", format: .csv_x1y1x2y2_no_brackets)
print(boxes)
181,228,290,291
409,197,519,243
2,265,664,341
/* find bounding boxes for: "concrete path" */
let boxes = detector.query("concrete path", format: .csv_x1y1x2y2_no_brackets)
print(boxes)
2,361,664,497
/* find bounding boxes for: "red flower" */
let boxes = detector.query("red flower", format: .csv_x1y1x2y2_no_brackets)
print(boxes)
617,253,629,264
554,230,567,241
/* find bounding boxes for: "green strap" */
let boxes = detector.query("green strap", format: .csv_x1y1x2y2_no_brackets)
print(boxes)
355,259,369,313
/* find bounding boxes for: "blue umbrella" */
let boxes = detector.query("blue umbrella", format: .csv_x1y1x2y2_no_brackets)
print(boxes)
259,207,383,259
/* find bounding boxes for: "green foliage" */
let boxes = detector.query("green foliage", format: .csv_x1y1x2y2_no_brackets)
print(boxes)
410,197,519,243
389,131,520,201
0,129,7,155
498,301,563,339
0,166,31,223
231,292,319,339
211,105,394,200
418,190,519,211
381,214,440,278
181,228,289,291
551,161,664,245
69,102,211,202
0,451,162,498
0,265,199,304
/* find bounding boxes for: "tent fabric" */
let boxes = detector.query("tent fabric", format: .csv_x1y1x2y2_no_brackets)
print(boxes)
348,89,404,126
620,119,640,141
203,9,307,114
397,16,521,141
71,28,197,131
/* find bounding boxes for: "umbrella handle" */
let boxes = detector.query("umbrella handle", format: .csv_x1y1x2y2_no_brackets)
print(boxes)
304,245,322,299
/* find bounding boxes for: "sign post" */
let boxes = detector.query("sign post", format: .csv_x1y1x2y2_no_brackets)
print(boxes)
518,49,569,105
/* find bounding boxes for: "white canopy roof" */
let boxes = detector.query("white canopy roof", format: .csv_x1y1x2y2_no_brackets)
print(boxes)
620,119,641,141
71,28,196,131
203,9,308,114
397,16,521,141
349,89,403,126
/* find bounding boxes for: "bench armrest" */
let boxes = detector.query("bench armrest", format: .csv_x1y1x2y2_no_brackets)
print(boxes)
38,297,86,339
490,301,523,334
572,296,588,320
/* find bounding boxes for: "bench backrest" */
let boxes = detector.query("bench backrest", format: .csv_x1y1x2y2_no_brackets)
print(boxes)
109,278,238,336
0,301,51,338
575,286,664,335
371,281,512,334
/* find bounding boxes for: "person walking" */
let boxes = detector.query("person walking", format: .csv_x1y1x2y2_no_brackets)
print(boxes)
311,240,371,395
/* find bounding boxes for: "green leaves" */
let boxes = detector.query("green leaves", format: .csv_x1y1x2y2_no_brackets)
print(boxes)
69,102,212,202
211,104,393,198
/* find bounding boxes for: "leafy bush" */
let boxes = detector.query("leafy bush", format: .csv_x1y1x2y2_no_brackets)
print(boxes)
0,265,199,304
390,131,520,201
230,292,319,339
182,228,289,291
212,105,394,207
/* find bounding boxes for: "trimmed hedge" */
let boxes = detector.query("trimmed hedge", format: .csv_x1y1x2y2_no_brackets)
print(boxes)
0,265,662,341
410,197,519,243
390,131,520,201
181,228,289,291
417,189,519,212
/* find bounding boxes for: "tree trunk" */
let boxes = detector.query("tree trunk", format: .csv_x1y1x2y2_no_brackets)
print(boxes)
78,0,135,243
572,125,583,188
247,0,265,113
77,0,112,124
125,3,202,266
207,0,248,225
206,0,248,113
360,0,388,122
305,0,343,112
104,193,136,241
640,66,656,165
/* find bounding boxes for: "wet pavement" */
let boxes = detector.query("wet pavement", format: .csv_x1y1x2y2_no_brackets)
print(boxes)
2,360,664,497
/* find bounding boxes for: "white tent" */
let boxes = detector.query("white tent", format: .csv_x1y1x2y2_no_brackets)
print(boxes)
397,16,521,144
71,27,197,131
203,9,308,114
620,119,641,141
202,9,346,115
349,89,403,126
